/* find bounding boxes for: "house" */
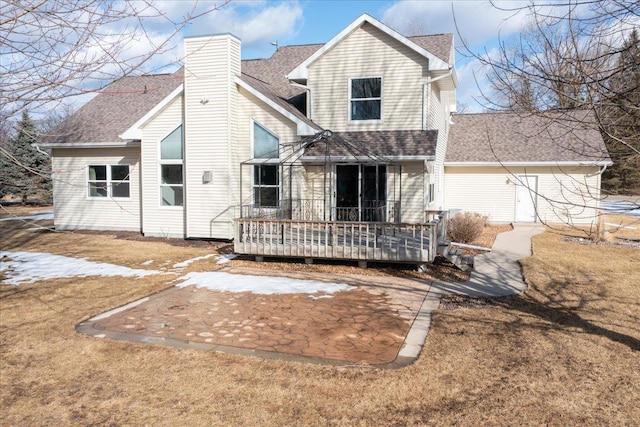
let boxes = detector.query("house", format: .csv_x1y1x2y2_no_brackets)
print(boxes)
41,14,610,268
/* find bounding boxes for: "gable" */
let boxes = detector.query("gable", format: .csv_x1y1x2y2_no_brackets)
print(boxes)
312,22,431,76
45,71,183,145
288,14,451,82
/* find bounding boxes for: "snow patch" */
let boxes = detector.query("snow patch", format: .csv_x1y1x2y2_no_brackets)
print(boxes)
172,253,217,269
175,271,355,296
0,212,54,222
216,253,237,264
0,251,161,286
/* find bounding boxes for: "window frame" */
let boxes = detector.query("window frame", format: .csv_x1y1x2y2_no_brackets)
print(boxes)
348,76,383,122
87,164,131,199
159,125,184,208
251,121,281,209
252,163,280,209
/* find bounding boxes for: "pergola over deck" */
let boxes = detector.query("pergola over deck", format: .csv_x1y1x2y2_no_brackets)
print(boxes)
235,130,451,268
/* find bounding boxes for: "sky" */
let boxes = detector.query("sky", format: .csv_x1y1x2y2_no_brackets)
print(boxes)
6,1,638,119
139,0,535,111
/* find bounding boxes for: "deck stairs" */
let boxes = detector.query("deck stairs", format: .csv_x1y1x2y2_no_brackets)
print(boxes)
437,240,474,271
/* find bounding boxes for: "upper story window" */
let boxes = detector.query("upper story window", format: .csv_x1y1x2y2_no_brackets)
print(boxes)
88,165,130,198
253,122,280,208
160,125,183,206
350,77,382,121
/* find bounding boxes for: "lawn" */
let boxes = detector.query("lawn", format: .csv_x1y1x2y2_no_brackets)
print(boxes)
1,209,639,426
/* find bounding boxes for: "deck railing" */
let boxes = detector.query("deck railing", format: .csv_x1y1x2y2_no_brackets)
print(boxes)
234,215,446,264
239,199,400,223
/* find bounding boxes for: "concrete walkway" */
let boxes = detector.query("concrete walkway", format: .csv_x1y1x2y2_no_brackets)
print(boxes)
398,224,545,360
432,223,546,297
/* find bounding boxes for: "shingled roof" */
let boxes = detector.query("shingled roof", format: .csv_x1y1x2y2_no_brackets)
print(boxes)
446,111,611,164
301,130,438,159
49,30,453,145
45,71,183,145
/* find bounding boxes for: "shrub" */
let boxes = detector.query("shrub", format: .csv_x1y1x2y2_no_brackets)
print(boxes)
447,212,488,244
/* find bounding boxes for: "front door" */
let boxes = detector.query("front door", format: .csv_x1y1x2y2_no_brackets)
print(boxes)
516,175,538,222
335,165,386,221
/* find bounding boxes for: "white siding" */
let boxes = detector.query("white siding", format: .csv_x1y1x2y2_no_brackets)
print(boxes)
444,165,603,224
399,162,426,223
140,93,185,238
308,23,428,131
183,34,241,239
429,84,453,209
51,147,141,231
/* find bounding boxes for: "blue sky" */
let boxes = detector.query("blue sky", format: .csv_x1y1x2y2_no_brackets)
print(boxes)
147,0,534,111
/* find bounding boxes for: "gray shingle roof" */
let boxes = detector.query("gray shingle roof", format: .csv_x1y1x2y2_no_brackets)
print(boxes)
241,44,323,100
408,34,453,64
446,111,611,164
46,71,183,144
303,130,438,158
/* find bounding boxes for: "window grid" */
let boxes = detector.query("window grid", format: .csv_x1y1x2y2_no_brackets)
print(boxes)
87,165,130,198
252,122,281,209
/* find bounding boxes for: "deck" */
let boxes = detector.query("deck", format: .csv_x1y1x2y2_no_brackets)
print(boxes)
234,216,447,266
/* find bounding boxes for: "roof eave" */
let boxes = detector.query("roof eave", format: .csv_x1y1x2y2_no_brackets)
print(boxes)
445,160,613,167
39,141,141,149
119,83,184,140
235,77,320,136
301,155,435,162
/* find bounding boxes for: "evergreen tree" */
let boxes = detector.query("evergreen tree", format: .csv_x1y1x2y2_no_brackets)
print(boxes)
601,29,640,194
0,111,51,204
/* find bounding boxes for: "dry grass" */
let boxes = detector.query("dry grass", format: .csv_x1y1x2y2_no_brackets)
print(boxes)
1,209,639,426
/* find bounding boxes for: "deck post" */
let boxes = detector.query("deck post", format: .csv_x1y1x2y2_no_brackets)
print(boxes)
305,258,314,264
358,260,368,269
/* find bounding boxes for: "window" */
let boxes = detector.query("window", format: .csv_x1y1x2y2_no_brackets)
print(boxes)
87,165,130,198
350,77,382,121
160,125,183,206
253,122,280,208
254,165,279,208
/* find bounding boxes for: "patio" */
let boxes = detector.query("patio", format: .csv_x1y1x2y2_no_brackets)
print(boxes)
77,267,432,366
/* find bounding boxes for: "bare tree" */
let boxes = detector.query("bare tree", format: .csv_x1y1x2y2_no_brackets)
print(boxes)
0,0,228,206
0,0,229,121
457,0,640,236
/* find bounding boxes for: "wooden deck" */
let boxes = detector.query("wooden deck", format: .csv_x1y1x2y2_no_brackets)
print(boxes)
234,218,446,265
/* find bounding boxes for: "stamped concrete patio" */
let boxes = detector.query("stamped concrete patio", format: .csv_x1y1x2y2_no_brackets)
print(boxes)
78,267,432,367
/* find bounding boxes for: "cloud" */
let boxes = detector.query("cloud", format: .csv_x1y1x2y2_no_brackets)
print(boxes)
382,0,529,45
191,1,304,55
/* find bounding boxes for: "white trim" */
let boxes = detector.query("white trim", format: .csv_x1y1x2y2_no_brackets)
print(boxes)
39,141,141,149
236,77,318,136
119,84,184,140
444,161,613,167
251,119,281,159
301,155,435,162
348,76,383,123
287,14,450,81
158,125,184,208
86,164,132,200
